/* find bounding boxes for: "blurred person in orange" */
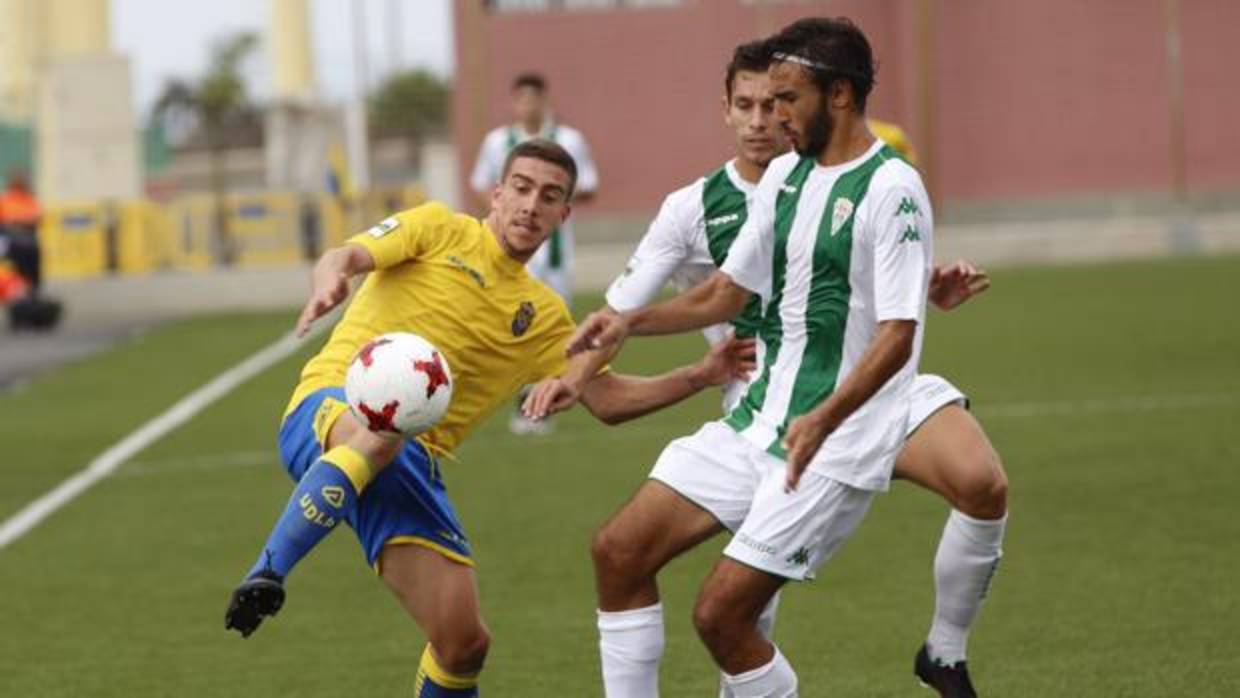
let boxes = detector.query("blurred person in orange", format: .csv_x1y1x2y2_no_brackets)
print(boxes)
0,169,44,296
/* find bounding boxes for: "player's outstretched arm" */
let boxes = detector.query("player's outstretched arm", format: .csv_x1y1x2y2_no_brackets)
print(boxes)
566,272,750,356
928,259,990,311
522,331,623,420
782,319,916,490
295,243,376,336
574,335,757,425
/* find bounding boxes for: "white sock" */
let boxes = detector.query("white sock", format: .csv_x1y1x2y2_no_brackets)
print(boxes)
721,645,798,698
928,509,1007,664
718,592,782,697
598,603,665,698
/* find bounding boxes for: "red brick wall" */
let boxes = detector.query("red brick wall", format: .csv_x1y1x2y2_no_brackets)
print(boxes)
454,0,1239,215
1182,0,1240,191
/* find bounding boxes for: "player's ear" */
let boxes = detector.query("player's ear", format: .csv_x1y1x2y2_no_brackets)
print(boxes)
721,92,730,122
829,78,854,112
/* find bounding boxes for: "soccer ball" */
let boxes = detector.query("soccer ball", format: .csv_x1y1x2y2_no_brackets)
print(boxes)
345,332,453,438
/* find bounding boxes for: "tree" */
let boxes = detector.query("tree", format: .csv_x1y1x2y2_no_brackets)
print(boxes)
149,32,261,264
369,69,451,142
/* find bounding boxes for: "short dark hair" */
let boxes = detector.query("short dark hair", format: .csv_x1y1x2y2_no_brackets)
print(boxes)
765,17,876,112
501,138,577,197
512,72,547,93
725,40,771,101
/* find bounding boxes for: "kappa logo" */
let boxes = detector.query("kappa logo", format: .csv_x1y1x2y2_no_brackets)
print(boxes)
706,213,741,227
511,301,536,337
367,216,400,238
780,184,798,194
786,546,811,567
321,486,346,508
830,197,855,237
895,196,923,245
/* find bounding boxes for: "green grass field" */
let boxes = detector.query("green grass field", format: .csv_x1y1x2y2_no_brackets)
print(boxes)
2,255,1238,696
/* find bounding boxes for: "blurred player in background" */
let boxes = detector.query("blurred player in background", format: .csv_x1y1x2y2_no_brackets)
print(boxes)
870,117,918,165
471,72,599,304
471,72,601,435
225,139,753,697
534,23,1006,698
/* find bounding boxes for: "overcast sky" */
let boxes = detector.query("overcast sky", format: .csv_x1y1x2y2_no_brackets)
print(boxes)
111,0,454,115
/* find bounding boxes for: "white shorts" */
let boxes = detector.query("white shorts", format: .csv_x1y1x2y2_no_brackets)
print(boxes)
906,374,969,436
650,421,874,581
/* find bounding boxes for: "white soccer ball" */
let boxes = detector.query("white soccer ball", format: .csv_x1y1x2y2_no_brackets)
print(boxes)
345,332,453,438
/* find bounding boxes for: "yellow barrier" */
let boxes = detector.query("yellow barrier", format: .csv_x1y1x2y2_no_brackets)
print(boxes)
36,186,428,279
225,192,303,267
318,195,349,250
117,201,173,274
165,195,215,271
41,203,108,279
318,186,427,249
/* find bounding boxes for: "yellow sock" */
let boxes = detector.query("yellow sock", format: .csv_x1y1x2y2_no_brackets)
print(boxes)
320,444,380,495
413,645,478,696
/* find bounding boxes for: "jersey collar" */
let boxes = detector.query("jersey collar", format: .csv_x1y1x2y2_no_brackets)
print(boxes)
724,159,758,196
814,138,885,176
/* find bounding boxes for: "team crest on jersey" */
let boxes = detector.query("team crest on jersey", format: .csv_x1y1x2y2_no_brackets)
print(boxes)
367,216,400,238
830,198,854,237
511,301,536,336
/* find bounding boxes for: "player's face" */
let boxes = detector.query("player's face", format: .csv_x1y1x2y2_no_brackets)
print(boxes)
491,157,572,259
723,70,788,168
513,87,547,126
770,61,832,159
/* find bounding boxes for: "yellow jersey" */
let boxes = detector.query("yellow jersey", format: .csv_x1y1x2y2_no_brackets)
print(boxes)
287,202,576,455
868,119,918,165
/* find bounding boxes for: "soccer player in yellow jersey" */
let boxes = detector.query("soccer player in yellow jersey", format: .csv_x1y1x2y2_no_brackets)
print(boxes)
224,139,754,697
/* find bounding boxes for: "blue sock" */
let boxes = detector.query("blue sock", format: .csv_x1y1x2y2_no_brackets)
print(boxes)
414,646,479,697
245,446,374,580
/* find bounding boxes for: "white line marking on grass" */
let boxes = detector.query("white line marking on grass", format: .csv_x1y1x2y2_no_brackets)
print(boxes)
0,329,314,549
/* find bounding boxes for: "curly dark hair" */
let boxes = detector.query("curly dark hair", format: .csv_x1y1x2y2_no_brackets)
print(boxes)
765,17,877,112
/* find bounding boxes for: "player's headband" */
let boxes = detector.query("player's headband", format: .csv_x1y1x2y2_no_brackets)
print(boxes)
771,51,869,81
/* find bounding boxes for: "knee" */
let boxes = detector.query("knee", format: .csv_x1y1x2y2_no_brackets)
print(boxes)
432,625,491,675
955,449,1008,520
692,592,738,651
591,523,650,580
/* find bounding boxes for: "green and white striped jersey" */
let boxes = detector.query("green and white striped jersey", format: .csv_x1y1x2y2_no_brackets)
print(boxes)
605,159,767,408
606,159,764,339
721,140,933,491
